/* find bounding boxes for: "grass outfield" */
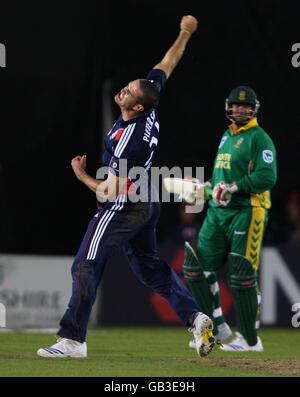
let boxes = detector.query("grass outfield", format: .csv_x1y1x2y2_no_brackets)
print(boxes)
0,327,300,377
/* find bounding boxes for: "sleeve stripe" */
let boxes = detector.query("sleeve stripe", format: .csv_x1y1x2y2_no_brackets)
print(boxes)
114,123,136,158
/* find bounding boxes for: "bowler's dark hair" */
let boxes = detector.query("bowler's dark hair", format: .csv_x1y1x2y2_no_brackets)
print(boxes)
138,79,160,111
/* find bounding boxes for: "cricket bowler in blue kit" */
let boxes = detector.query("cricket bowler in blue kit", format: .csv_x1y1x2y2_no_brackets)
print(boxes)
37,15,215,359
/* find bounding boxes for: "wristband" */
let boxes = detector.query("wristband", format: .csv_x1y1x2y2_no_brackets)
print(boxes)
180,29,191,36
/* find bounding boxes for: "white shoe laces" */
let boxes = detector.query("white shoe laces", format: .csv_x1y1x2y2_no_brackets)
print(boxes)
230,332,244,344
52,338,67,348
53,337,81,350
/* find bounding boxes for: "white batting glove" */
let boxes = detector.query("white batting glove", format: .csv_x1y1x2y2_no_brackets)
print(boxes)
212,181,238,206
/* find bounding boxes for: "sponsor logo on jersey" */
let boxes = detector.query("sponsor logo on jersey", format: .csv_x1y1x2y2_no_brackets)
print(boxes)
121,178,137,195
110,131,118,140
218,136,228,149
110,128,124,141
215,153,231,169
262,150,273,163
235,137,244,148
109,128,124,141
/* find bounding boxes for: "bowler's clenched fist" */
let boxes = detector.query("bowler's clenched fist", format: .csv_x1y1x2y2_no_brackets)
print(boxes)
180,15,198,35
71,155,87,179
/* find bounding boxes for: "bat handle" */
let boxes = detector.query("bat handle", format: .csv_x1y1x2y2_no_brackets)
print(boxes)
204,187,232,201
204,187,212,199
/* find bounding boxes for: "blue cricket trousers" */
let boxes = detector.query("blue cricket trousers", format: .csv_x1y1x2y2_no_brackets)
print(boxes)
58,197,199,342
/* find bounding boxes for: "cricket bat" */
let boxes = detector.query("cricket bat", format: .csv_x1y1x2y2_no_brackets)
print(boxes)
163,177,212,203
163,177,231,202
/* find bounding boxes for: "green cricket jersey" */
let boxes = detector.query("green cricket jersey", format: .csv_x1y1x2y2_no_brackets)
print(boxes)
209,118,277,209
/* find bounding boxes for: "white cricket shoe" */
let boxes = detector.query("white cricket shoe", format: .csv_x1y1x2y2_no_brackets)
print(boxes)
188,339,197,349
37,337,87,358
219,332,263,352
215,322,233,342
189,322,232,349
189,313,215,357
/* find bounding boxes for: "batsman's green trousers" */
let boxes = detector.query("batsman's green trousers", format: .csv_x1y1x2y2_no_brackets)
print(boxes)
197,206,268,274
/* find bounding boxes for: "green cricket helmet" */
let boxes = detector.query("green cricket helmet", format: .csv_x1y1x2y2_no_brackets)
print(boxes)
225,85,260,125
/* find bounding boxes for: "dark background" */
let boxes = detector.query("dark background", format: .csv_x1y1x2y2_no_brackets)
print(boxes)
0,0,300,255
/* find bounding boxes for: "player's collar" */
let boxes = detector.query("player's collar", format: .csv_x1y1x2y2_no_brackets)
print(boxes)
229,117,258,136
120,112,145,126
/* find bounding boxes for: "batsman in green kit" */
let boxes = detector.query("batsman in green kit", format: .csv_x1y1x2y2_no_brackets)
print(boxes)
183,86,277,351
